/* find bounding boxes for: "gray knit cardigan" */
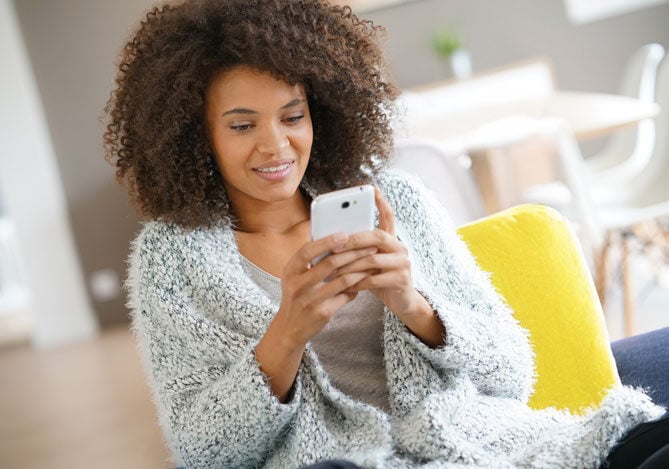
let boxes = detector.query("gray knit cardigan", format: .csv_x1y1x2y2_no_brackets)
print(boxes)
128,170,664,469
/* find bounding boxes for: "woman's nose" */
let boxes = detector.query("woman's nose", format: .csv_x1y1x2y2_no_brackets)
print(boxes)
256,123,289,155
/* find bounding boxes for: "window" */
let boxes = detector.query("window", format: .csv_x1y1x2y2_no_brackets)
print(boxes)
565,0,668,24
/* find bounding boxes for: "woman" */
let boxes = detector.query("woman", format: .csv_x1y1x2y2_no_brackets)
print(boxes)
104,1,666,468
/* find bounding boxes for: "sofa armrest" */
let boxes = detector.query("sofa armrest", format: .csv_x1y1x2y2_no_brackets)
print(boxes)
457,204,619,414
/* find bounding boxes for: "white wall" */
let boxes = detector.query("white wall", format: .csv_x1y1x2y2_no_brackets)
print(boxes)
13,0,151,327
0,0,98,347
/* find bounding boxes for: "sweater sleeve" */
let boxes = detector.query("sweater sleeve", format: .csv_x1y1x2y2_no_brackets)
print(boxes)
128,225,300,469
378,171,535,402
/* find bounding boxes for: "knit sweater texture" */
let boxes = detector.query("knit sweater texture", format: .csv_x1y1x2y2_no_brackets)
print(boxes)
127,170,664,469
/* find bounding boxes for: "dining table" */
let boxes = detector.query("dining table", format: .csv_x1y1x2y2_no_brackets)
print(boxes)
402,90,660,150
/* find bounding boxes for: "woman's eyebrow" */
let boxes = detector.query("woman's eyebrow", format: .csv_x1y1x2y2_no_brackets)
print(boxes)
280,98,304,109
222,107,255,117
221,98,305,117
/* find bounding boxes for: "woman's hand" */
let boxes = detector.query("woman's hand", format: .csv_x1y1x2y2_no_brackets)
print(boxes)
331,188,445,347
255,232,377,401
274,233,378,346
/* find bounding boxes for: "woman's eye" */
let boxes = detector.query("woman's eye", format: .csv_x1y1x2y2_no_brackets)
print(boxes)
284,115,304,124
230,124,253,132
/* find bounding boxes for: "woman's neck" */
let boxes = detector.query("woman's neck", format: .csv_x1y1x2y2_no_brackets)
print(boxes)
231,190,310,234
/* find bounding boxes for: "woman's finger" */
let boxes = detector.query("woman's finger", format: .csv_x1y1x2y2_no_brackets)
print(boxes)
283,246,378,299
331,252,407,277
308,247,378,281
303,271,371,306
346,270,407,293
285,232,349,274
332,229,405,255
375,187,395,236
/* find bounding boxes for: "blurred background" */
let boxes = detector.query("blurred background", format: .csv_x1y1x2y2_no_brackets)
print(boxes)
1,0,668,468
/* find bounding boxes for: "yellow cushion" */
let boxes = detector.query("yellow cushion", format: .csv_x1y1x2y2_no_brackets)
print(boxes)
457,204,619,414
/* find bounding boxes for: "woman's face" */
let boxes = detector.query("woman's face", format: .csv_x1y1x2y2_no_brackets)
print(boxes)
205,66,313,208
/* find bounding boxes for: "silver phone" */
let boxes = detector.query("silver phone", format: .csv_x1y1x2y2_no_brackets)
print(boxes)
310,184,375,264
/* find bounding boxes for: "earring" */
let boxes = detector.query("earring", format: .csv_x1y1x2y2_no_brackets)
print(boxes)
300,174,319,200
206,154,217,177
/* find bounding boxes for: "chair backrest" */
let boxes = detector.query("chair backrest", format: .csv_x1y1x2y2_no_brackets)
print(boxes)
390,139,486,226
635,56,669,205
590,44,665,177
620,43,666,101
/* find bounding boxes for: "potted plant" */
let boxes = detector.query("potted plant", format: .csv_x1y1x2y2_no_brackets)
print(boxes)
432,28,472,79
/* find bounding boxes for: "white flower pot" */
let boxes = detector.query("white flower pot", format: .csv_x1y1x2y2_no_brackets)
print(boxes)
450,48,472,79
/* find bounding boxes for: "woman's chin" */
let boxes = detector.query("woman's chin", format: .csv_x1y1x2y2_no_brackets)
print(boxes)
252,181,304,203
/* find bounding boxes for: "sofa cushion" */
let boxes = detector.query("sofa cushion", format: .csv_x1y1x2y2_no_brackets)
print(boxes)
457,204,619,414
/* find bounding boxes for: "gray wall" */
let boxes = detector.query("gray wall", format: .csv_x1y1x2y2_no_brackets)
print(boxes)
11,0,669,327
366,0,669,91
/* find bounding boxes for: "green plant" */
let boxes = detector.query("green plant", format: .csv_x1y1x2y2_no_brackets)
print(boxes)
432,29,462,59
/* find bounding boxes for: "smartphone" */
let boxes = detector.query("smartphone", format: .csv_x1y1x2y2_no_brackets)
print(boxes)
310,184,375,264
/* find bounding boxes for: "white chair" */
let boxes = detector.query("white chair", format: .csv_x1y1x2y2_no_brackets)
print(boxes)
595,59,669,231
390,138,487,226
587,44,665,186
523,44,665,210
576,58,669,337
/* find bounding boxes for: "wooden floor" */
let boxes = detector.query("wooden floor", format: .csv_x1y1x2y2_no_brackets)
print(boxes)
0,326,172,469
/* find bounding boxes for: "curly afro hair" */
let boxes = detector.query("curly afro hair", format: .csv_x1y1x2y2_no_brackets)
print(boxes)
104,0,400,228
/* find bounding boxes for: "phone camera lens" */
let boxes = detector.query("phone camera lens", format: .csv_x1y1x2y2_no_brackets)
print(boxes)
341,201,350,209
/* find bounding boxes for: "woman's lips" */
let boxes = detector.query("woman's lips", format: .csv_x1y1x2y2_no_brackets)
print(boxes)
252,160,295,181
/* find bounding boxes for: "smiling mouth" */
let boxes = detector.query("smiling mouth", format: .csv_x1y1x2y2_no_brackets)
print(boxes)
254,162,293,173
